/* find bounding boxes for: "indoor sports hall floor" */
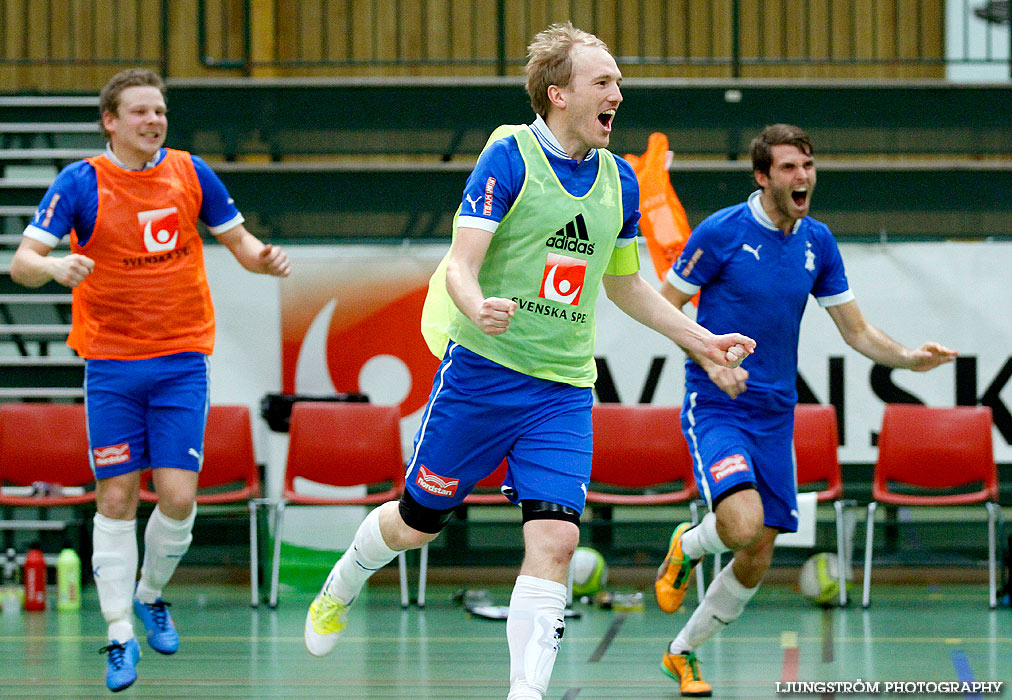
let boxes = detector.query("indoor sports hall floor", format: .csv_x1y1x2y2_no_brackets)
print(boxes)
0,580,1007,699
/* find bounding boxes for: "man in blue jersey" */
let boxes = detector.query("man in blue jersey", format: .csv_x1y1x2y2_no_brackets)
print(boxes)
10,68,290,693
304,23,755,700
653,123,956,696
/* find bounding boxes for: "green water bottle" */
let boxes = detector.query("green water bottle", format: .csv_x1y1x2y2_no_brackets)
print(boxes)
56,547,81,612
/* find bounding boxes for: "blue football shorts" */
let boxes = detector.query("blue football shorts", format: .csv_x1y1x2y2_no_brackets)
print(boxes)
682,390,798,532
84,352,210,480
405,342,593,513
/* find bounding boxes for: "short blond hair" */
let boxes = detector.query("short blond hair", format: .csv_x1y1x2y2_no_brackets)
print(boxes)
525,22,610,119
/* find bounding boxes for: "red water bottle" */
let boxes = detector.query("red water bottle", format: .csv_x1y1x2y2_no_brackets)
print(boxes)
23,546,46,611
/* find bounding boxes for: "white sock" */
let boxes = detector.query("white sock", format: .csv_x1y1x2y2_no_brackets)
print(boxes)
136,504,195,603
671,561,759,653
680,512,729,560
323,506,398,603
92,513,138,641
506,575,567,700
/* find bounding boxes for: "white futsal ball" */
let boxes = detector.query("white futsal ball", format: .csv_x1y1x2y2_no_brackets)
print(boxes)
799,552,849,606
571,547,608,597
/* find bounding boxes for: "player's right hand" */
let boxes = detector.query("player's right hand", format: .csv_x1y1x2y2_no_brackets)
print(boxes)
50,254,94,288
475,297,517,336
708,365,749,399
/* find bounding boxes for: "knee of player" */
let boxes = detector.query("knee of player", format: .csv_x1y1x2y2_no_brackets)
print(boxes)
521,502,581,563
714,490,764,549
392,493,452,549
156,494,196,520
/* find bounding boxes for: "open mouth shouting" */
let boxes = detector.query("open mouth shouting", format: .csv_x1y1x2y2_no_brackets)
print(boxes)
598,109,616,133
791,186,809,210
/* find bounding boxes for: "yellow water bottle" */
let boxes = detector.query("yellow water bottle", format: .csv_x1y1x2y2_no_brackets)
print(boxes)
56,547,81,612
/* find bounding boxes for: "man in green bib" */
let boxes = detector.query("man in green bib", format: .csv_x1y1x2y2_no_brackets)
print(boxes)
305,22,755,700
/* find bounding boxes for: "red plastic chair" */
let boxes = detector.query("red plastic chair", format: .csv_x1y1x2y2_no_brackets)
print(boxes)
794,403,855,605
139,405,262,605
0,403,95,507
586,404,697,506
862,405,1000,608
0,403,94,557
586,404,704,600
263,402,408,608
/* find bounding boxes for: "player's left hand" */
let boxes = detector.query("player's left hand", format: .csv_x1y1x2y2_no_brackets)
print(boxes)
705,333,756,369
259,244,291,277
909,342,957,371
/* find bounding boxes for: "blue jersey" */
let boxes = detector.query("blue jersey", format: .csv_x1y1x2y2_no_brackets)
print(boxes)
23,147,243,248
457,115,640,245
668,191,854,409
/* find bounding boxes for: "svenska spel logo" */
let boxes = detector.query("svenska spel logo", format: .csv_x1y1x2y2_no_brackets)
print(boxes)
539,253,586,306
138,207,179,252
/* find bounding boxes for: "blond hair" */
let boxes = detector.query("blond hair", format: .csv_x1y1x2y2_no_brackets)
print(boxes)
525,22,610,119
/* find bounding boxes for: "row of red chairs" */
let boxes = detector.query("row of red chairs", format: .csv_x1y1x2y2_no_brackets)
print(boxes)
0,402,1000,609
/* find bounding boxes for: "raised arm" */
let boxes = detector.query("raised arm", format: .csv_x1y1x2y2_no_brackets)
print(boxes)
215,224,291,277
605,272,754,368
10,237,94,288
658,279,751,397
444,227,517,336
826,299,956,370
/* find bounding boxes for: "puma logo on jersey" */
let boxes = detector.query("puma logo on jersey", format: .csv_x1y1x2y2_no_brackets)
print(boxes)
528,174,547,193
742,243,762,260
465,193,480,213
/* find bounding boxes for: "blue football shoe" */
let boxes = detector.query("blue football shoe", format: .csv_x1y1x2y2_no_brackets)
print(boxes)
100,638,141,692
133,597,179,654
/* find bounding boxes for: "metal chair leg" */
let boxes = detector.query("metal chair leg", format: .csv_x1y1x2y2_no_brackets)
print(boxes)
417,543,429,608
987,501,999,609
398,551,409,608
249,500,259,608
833,498,856,606
862,502,877,608
269,501,286,608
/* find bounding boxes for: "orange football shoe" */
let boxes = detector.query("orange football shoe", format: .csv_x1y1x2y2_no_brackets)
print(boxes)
654,522,699,613
661,650,712,697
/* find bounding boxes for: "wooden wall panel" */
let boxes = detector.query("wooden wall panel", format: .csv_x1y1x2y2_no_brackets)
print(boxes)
1,0,951,91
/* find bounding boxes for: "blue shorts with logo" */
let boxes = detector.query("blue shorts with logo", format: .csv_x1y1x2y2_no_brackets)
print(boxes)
84,352,210,480
682,389,798,532
405,343,593,513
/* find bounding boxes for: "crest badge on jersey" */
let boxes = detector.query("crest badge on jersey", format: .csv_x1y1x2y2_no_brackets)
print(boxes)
138,207,179,252
539,253,586,306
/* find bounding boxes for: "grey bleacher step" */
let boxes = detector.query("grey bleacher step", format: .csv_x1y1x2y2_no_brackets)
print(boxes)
0,148,100,160
0,387,83,399
0,356,83,366
0,122,100,133
0,323,72,336
0,96,98,107
0,294,73,304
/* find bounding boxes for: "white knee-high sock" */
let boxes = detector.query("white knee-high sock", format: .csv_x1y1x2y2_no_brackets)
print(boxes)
92,513,138,642
680,511,729,560
506,575,568,700
323,506,399,603
136,504,195,604
671,561,759,653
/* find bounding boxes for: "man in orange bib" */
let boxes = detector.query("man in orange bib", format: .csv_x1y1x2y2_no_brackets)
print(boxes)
10,68,290,693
